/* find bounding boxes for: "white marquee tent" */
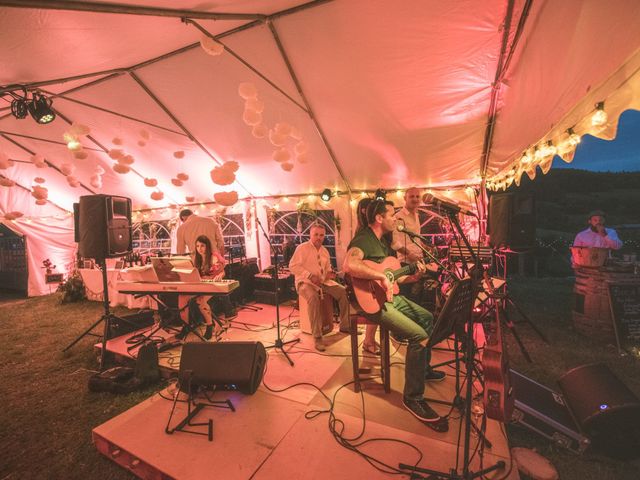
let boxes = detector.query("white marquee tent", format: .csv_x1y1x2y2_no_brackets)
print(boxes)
1,0,639,296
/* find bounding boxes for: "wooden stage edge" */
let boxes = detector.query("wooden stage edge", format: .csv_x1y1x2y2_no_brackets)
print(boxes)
92,302,519,480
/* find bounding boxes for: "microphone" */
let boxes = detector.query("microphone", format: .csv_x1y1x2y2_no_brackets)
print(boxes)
397,224,425,239
422,193,476,216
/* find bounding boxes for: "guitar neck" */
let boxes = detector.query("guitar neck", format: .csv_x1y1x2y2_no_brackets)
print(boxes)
389,263,416,281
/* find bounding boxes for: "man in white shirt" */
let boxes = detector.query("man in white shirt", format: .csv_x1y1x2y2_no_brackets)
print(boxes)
176,209,225,255
573,210,623,250
289,223,349,351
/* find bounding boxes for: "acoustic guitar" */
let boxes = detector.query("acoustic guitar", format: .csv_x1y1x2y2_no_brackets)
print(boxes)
347,256,417,314
482,274,515,422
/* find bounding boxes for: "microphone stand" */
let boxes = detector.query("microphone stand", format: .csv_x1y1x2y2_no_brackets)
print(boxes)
255,217,299,366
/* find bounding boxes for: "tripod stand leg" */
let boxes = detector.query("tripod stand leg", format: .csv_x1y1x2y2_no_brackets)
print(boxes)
501,308,532,363
507,296,548,343
63,315,104,352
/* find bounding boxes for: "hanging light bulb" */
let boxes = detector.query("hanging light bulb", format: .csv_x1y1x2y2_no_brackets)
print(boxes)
521,150,532,165
591,102,608,127
534,145,544,161
567,128,581,147
541,140,557,158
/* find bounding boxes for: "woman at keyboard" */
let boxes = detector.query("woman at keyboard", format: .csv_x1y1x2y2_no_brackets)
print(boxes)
176,235,226,341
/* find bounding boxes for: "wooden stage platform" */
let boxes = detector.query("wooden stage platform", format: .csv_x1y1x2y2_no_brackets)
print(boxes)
93,303,518,479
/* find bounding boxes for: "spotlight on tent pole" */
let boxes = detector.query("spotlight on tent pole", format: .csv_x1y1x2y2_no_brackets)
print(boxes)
320,188,333,202
374,188,386,201
27,92,56,124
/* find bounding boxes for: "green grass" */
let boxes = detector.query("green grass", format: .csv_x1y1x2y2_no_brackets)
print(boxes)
1,281,640,479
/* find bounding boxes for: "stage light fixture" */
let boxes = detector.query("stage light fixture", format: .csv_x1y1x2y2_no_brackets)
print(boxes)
27,93,56,124
374,188,386,201
320,188,332,202
11,98,29,119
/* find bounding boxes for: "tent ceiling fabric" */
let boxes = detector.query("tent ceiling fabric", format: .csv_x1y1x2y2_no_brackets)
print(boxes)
1,0,640,216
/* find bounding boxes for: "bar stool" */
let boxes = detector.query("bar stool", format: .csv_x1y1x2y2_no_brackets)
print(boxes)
349,303,391,393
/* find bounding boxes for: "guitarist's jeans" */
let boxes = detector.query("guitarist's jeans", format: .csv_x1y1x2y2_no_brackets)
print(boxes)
375,295,434,400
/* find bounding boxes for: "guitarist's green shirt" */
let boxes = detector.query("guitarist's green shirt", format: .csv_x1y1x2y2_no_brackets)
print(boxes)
348,227,396,263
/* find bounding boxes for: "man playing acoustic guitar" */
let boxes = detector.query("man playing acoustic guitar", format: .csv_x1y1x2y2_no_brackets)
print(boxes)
343,199,448,432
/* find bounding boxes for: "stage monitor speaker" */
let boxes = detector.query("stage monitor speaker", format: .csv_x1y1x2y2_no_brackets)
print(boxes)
73,202,80,243
179,341,266,395
558,362,640,459
78,195,132,259
488,192,535,249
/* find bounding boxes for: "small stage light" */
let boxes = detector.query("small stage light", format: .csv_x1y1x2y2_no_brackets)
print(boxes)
28,93,56,124
11,98,29,119
374,188,386,201
320,188,332,202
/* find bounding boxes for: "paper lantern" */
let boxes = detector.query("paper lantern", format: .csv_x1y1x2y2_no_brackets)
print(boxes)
4,211,23,220
223,161,239,173
214,191,239,206
171,178,184,187
94,165,105,175
173,151,185,159
35,199,48,206
200,34,225,56
274,122,292,136
32,185,48,200
210,167,235,185
238,82,258,100
137,140,146,147
280,162,294,172
242,109,262,126
296,153,309,164
294,141,309,155
269,129,287,147
31,154,47,168
63,132,77,144
90,175,102,189
67,139,82,151
0,153,15,169
176,172,189,181
33,177,45,184
109,149,124,160
113,163,131,174
73,150,89,160
245,98,264,113
289,126,303,140
139,129,150,140
118,154,135,165
0,177,15,187
67,176,80,188
69,123,90,136
272,148,291,163
112,137,124,146
252,124,268,139
144,178,158,187
60,163,75,176
185,196,195,203
150,191,164,201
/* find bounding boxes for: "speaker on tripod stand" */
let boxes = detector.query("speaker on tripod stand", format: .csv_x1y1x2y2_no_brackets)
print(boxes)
64,195,133,369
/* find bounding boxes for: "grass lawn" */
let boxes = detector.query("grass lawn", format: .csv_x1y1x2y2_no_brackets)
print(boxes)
1,277,640,479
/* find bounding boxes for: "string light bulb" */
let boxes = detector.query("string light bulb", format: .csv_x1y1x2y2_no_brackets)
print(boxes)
591,102,608,127
567,127,581,147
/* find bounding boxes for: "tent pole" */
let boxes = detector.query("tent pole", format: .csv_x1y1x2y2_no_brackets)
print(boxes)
185,19,308,113
267,20,352,197
479,0,531,178
0,133,95,195
42,90,187,136
0,131,103,151
128,71,256,199
0,1,265,21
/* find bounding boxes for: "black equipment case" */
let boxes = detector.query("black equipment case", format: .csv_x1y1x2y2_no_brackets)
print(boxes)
510,369,590,453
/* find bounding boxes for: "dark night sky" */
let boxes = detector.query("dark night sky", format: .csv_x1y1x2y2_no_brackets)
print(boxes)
553,109,640,172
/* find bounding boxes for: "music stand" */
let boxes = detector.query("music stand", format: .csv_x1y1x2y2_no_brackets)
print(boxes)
400,211,505,480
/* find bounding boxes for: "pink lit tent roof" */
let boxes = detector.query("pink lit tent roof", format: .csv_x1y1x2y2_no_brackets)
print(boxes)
1,0,639,217
1,1,640,297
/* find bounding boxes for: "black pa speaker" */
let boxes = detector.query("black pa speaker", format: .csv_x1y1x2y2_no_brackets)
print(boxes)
77,195,132,259
488,192,535,249
179,341,266,395
73,202,80,243
558,363,640,459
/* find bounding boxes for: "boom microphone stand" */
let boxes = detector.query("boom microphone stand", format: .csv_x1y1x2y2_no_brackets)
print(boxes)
255,218,299,366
